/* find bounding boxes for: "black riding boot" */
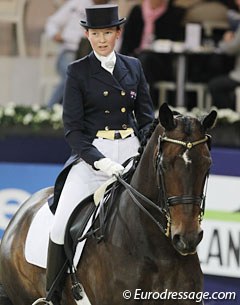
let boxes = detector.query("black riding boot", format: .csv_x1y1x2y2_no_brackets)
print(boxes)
46,239,67,305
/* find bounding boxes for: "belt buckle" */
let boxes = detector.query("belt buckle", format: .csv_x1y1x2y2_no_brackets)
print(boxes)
114,131,122,139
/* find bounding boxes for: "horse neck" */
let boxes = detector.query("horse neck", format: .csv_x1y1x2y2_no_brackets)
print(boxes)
131,126,161,201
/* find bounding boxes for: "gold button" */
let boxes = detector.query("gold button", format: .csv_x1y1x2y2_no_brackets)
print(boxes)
103,91,109,96
105,110,110,114
105,126,109,130
121,90,126,96
122,124,127,130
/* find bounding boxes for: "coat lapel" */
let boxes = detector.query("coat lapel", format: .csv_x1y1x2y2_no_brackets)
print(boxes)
113,55,129,82
89,52,129,90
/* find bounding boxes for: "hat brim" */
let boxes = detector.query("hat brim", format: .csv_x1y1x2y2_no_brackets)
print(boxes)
79,18,126,29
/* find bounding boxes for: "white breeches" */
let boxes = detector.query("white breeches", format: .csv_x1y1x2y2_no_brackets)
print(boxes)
50,136,140,244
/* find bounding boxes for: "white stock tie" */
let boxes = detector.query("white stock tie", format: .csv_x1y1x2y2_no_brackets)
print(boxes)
102,60,115,74
105,61,115,69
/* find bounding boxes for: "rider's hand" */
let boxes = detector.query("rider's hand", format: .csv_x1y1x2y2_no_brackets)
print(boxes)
94,158,124,177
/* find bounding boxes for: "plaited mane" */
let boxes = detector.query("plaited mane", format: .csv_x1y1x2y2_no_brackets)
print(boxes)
138,118,159,155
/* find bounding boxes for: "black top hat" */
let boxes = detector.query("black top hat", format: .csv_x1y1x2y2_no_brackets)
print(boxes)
80,4,126,29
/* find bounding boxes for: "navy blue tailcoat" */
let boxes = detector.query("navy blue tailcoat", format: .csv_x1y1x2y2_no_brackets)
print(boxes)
50,51,154,213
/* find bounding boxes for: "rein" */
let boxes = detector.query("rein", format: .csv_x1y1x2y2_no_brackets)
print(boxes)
116,175,168,235
75,134,211,242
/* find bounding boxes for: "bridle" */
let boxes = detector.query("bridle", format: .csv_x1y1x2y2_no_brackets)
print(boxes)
156,135,211,208
116,134,211,237
155,134,211,236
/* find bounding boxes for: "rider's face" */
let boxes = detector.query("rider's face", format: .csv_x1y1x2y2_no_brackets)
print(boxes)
85,27,121,57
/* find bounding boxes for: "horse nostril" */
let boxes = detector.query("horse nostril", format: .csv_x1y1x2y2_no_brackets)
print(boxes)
172,234,187,251
197,230,203,245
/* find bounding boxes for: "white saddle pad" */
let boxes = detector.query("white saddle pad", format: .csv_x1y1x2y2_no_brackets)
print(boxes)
25,202,90,269
25,175,116,269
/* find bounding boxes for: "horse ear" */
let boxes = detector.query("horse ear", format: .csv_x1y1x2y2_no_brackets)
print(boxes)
202,110,217,130
158,103,176,130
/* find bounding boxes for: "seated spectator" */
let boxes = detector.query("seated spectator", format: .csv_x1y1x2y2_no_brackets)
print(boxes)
45,0,109,108
208,0,240,109
120,0,185,106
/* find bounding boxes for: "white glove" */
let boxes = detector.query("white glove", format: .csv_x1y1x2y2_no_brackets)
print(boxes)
94,158,124,177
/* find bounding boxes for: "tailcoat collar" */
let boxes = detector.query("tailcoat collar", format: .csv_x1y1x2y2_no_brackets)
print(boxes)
88,52,129,90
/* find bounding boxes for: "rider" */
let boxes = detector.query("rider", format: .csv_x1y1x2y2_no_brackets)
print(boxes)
44,4,154,305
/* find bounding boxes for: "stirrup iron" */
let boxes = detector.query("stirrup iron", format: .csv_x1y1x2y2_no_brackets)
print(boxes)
71,272,84,300
32,298,53,305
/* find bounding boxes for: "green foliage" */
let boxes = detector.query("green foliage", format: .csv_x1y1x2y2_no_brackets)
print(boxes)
0,103,63,131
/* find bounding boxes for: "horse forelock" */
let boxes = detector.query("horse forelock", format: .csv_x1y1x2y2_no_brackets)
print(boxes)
183,117,192,136
174,115,202,138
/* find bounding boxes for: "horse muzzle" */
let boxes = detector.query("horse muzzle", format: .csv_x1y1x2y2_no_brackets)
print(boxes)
171,230,203,256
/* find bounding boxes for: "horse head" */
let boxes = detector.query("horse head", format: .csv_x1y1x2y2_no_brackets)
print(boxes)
131,103,217,256
153,103,217,255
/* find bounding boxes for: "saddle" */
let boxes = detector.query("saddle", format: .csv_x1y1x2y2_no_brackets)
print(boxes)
60,156,138,300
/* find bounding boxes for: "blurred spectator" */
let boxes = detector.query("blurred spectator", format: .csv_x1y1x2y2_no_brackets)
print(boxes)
177,0,236,109
227,5,240,30
120,0,185,106
208,0,240,109
45,0,110,108
120,0,185,55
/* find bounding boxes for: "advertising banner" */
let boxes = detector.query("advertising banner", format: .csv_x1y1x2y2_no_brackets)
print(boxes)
0,162,61,238
198,175,240,278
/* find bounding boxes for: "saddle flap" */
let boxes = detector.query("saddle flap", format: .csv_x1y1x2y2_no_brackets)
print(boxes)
64,195,97,264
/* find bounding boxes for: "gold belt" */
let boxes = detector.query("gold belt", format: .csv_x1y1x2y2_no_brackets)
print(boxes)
96,128,134,140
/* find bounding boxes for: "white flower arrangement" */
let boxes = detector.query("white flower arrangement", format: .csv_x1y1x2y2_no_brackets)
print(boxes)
172,106,240,125
0,103,239,134
0,103,63,131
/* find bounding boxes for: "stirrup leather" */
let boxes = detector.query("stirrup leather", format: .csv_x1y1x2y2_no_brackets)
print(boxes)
32,298,53,305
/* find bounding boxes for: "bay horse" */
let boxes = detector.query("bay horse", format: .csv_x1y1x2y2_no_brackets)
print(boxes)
0,103,217,305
